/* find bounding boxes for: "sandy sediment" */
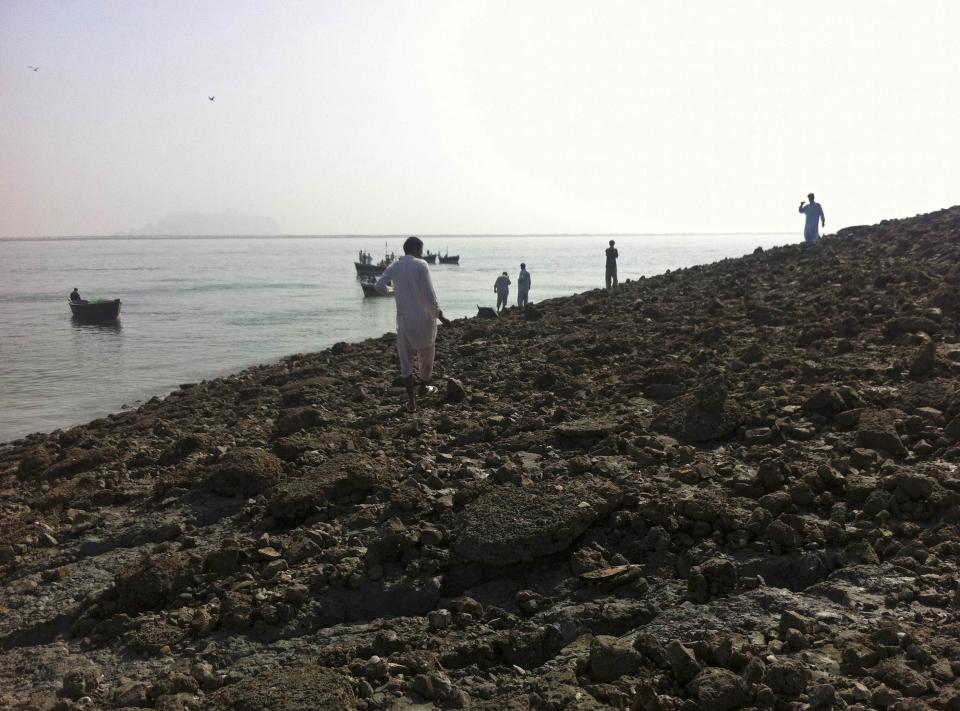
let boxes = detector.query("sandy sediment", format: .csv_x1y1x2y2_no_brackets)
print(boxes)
2,207,960,709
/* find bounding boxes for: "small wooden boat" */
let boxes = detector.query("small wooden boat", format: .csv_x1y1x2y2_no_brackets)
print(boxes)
438,251,460,265
69,298,121,323
360,279,393,297
355,244,397,277
423,251,437,264
354,251,396,277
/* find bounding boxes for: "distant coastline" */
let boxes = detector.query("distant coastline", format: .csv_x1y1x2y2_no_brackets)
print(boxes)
0,231,796,241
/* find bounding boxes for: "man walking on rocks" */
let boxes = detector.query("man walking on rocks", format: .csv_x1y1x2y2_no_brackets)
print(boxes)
375,236,450,412
494,271,511,313
799,193,826,244
517,263,531,309
605,240,619,291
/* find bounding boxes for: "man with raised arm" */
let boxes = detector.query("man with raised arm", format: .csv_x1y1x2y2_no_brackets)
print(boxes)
799,193,826,245
375,236,450,412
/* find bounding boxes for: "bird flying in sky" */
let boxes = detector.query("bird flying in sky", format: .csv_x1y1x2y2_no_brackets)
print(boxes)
208,96,215,101
28,66,39,71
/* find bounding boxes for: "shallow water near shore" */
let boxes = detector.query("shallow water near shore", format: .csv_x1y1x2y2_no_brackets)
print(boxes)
0,233,792,442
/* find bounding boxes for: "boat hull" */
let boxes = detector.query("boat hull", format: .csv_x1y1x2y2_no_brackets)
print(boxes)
439,255,460,264
69,299,121,323
355,262,385,276
360,282,393,297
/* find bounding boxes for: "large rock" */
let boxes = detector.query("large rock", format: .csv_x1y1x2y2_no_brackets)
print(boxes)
113,553,194,614
884,316,939,338
40,446,116,481
203,448,283,497
274,406,328,437
454,476,621,565
269,454,392,524
652,376,741,443
691,667,750,711
856,409,907,458
666,640,701,684
589,635,642,682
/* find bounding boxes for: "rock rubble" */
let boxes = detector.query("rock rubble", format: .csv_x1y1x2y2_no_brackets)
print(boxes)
3,206,960,708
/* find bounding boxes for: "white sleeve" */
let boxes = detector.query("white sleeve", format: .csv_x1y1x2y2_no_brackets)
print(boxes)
374,263,393,294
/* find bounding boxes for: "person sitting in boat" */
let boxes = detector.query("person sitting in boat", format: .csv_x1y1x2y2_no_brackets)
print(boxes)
69,288,86,304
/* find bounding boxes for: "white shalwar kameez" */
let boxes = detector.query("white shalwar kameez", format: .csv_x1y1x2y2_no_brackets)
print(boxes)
375,255,440,380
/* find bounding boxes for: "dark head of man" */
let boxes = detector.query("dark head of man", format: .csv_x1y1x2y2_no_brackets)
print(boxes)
403,236,423,256
808,193,815,202
502,271,508,276
520,263,526,269
609,239,615,246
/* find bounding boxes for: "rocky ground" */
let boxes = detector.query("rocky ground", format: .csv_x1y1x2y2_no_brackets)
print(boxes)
2,207,960,710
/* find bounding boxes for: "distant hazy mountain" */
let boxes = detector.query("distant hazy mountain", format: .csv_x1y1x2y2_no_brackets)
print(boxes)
121,211,281,236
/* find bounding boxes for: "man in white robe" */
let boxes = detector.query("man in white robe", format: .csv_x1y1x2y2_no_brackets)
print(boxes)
375,236,450,412
799,193,825,244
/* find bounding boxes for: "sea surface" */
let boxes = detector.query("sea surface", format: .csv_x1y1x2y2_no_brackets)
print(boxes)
0,233,794,443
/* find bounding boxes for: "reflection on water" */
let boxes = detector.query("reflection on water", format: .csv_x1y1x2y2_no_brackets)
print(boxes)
70,318,123,334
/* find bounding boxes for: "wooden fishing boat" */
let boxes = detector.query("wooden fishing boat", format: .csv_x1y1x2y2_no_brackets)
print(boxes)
69,298,121,323
360,279,393,297
423,251,437,264
438,252,460,265
354,251,397,277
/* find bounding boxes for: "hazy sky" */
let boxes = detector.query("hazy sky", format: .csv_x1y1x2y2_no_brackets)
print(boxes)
2,0,959,236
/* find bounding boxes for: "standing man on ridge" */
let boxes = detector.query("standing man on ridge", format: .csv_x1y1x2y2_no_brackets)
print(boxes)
799,193,826,245
375,236,450,413
605,240,619,291
494,271,511,313
517,263,531,309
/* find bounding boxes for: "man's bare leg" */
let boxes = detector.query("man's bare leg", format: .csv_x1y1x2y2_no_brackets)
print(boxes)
403,375,417,412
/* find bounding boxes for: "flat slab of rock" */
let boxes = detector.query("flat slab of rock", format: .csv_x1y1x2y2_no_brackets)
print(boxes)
856,409,907,458
455,476,621,565
203,447,283,497
269,454,393,524
206,664,356,710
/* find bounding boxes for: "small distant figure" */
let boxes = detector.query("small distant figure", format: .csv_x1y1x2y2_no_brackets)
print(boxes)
28,66,39,72
208,96,215,101
799,193,825,245
69,288,86,304
494,271,511,313
605,240,619,291
517,263,531,309
374,236,450,412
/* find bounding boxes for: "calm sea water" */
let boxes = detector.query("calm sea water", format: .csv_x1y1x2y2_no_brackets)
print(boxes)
0,233,794,443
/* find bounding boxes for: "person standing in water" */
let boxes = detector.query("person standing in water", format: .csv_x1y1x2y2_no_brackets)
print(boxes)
799,193,825,244
605,240,619,291
517,263,531,309
494,271,511,313
375,236,450,413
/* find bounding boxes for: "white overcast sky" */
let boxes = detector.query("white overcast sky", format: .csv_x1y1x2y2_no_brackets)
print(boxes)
1,0,959,236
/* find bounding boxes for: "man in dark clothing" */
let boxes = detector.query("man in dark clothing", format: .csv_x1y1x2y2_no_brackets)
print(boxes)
517,263,531,309
69,288,85,303
605,240,619,291
494,272,511,313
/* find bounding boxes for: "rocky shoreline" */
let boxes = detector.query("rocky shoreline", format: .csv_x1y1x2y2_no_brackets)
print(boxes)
2,207,960,710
